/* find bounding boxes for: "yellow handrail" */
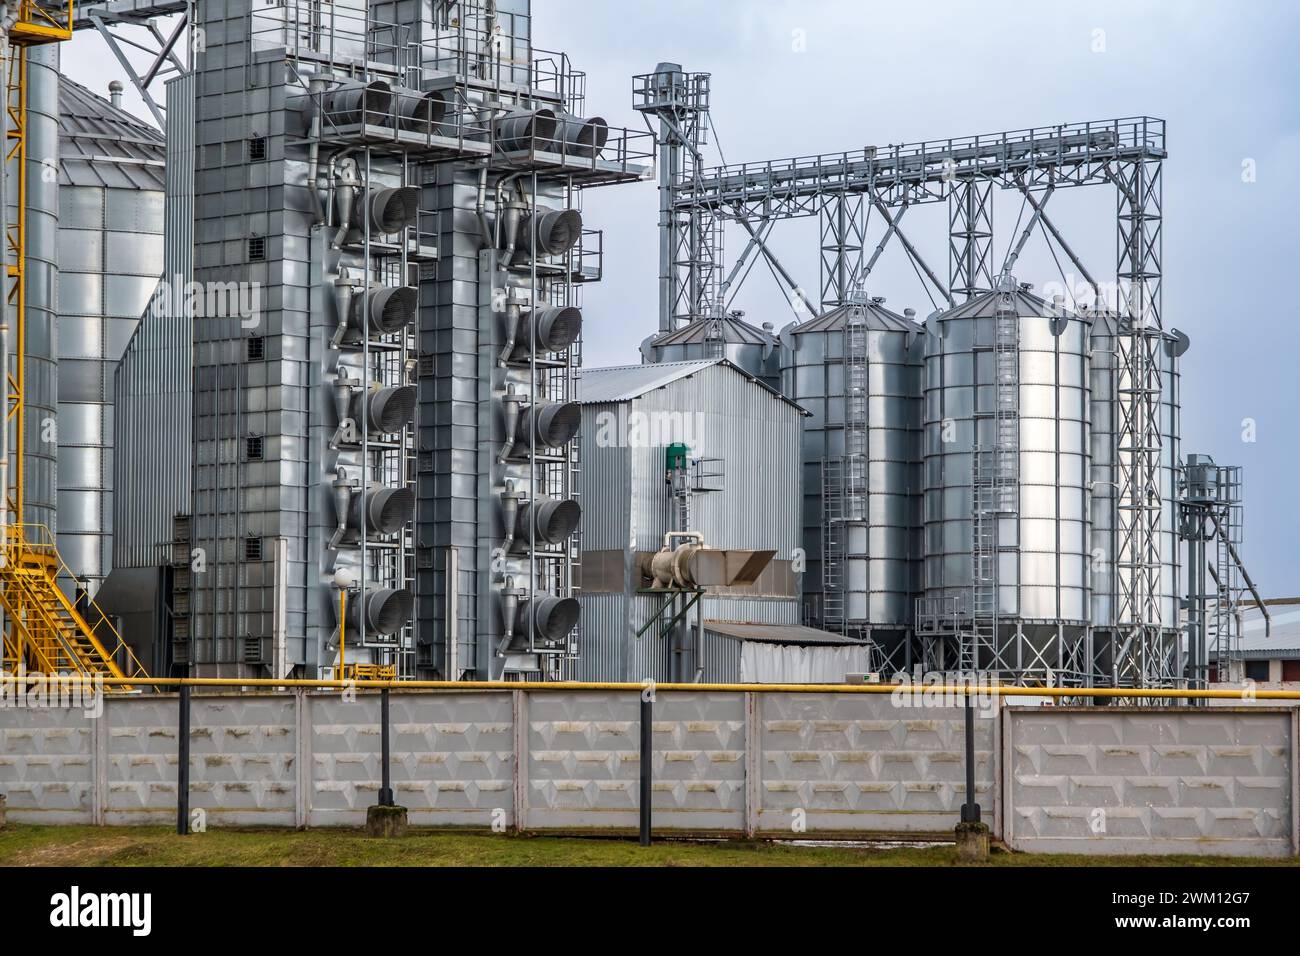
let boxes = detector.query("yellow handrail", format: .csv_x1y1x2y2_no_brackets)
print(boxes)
1,675,1298,701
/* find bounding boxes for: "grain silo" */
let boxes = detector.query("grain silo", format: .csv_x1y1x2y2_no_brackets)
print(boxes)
919,276,1092,684
56,78,166,596
641,314,781,386
779,297,924,670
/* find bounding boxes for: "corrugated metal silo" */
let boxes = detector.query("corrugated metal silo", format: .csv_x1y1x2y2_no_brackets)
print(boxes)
921,278,1092,682
55,78,166,594
19,45,61,534
779,297,923,662
642,315,781,386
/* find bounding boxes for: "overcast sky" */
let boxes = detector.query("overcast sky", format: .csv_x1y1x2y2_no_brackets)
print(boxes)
64,0,1299,598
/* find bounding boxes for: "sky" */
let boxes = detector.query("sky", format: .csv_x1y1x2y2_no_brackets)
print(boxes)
63,0,1300,598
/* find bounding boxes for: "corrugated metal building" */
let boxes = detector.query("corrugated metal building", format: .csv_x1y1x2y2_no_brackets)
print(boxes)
572,359,873,681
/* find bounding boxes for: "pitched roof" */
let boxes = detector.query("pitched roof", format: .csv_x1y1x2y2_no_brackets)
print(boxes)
58,77,166,191
578,358,807,413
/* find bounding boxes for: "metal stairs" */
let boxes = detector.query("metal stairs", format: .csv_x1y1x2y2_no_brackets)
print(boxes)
0,526,146,689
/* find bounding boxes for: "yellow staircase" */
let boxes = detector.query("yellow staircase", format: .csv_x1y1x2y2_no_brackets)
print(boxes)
0,525,147,690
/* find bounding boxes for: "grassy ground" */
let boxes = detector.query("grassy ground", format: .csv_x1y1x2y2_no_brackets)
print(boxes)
0,825,1295,867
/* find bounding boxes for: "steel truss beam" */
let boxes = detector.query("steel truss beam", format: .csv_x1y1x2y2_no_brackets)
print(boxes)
949,177,994,299
1109,157,1168,689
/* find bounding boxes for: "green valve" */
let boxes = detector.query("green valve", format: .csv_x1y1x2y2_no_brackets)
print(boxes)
665,442,690,472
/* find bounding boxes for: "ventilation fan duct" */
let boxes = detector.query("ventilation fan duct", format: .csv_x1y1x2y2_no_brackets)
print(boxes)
494,107,557,151
360,186,420,235
323,79,392,126
394,86,449,133
515,595,581,642
348,486,415,535
554,113,609,158
516,401,582,451
352,385,416,434
349,284,418,337
514,498,581,549
512,306,583,357
518,208,582,258
346,588,414,637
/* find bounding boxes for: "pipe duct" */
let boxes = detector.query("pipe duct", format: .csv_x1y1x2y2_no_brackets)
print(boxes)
554,113,609,158
494,107,557,151
518,208,583,258
348,284,418,337
361,186,420,235
394,86,449,134
513,497,582,550
513,401,581,452
323,79,392,126
352,384,417,434
511,306,583,358
515,595,581,642
347,486,416,535
345,588,415,637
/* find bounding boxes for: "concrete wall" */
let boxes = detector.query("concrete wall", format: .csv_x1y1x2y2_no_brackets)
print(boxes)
1,692,1296,856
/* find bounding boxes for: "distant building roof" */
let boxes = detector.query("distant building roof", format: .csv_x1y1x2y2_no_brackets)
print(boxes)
1236,600,1300,660
703,620,866,646
578,358,807,413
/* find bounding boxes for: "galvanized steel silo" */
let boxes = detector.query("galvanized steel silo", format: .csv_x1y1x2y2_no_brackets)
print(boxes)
780,298,924,656
642,315,781,387
17,46,61,535
1085,306,1183,672
922,278,1091,681
56,78,166,593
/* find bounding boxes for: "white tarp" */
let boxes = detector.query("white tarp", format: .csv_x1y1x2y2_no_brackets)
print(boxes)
739,641,873,683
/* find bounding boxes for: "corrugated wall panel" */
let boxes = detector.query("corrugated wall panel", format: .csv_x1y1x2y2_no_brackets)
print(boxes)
112,71,194,571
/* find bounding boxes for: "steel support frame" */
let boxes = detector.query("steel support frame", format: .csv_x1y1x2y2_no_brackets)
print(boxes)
87,5,191,128
819,192,865,310
949,177,994,300
1109,157,1169,689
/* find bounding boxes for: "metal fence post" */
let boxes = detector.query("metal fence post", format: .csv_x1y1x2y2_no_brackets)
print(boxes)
379,687,394,807
639,691,653,846
177,684,191,835
961,690,980,823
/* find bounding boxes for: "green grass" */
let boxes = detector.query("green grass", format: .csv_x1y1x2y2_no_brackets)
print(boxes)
0,825,1295,867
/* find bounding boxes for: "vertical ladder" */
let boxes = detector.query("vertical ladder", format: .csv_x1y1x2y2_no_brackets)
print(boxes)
969,299,1019,672
824,307,869,632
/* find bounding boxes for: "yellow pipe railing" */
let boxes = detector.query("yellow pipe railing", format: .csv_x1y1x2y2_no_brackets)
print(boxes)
1,675,1298,701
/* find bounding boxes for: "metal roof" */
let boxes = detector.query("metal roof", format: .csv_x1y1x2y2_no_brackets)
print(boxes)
788,298,923,335
933,281,1087,323
1233,601,1300,660
578,358,807,413
649,315,775,347
703,620,867,646
58,77,166,191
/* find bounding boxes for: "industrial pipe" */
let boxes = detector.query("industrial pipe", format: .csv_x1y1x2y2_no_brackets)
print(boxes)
347,486,416,536
322,78,392,126
352,384,416,434
553,112,609,158
393,86,449,134
345,588,415,637
494,107,557,152
515,595,581,642
512,497,581,550
348,284,418,338
508,306,582,359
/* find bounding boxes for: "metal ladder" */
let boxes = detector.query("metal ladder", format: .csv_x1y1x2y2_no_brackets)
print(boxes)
823,308,870,631
968,301,1019,672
